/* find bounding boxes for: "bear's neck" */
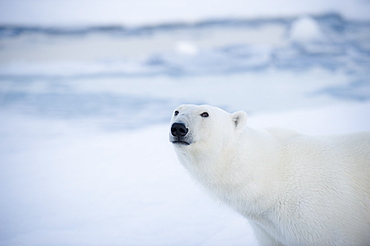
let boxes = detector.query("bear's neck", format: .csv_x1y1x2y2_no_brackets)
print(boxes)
176,127,283,216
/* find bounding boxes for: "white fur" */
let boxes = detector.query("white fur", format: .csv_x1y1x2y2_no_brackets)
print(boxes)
169,104,370,246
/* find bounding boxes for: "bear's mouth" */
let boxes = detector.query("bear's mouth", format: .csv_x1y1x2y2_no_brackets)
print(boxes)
172,140,190,145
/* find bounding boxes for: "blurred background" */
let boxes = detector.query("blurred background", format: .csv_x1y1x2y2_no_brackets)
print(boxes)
1,0,370,245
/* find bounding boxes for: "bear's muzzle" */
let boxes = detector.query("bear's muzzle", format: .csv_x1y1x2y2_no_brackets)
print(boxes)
170,122,190,145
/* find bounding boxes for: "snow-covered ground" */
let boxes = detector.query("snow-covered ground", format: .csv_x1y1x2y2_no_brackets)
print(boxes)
0,0,370,245
1,101,369,246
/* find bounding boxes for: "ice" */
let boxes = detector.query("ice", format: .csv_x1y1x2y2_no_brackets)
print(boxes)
2,13,369,79
288,16,326,43
0,69,356,130
175,41,199,56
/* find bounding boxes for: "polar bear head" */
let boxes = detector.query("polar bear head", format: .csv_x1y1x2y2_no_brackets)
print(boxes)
169,104,247,150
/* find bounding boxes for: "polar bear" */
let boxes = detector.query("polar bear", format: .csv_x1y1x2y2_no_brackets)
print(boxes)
169,104,370,246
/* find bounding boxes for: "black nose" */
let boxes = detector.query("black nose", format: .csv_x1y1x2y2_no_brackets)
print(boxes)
171,123,188,137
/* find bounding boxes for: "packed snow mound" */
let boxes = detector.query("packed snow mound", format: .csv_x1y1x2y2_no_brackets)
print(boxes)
289,16,326,42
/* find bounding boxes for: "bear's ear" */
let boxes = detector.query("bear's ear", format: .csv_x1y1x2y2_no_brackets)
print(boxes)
231,111,247,132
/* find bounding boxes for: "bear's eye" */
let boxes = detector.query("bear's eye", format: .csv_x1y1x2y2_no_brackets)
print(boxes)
174,111,179,116
200,112,209,118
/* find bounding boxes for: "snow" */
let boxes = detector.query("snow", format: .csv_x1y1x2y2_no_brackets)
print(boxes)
0,113,255,245
175,41,199,56
1,101,369,246
288,16,326,43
